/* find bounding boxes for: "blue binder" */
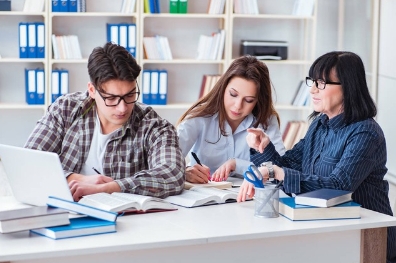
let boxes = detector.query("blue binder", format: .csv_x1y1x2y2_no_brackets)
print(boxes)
27,23,36,58
51,69,60,103
142,70,151,105
19,22,28,58
150,70,159,104
36,22,45,58
119,24,128,49
68,0,77,12
127,23,136,57
25,68,36,105
36,68,45,105
106,23,119,45
52,0,60,12
158,70,168,105
59,69,69,97
59,0,68,12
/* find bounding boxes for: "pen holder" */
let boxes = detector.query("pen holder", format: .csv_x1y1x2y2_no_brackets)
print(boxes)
254,186,280,218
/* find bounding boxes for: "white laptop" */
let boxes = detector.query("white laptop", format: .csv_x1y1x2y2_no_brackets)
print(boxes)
0,144,74,206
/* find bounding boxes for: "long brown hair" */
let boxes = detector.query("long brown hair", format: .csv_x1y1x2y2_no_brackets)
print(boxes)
177,55,279,137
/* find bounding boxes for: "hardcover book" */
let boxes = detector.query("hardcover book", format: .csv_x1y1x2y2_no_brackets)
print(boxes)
47,193,176,222
294,188,353,207
0,206,69,233
31,217,116,239
279,197,360,221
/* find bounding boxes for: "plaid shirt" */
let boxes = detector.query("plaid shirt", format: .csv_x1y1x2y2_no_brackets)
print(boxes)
25,91,185,198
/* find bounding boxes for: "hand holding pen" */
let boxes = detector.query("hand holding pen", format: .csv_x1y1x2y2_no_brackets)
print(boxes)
186,152,211,183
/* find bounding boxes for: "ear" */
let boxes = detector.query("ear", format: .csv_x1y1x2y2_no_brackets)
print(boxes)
88,82,96,99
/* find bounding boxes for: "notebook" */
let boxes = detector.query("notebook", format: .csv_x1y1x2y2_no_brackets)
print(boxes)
0,144,74,206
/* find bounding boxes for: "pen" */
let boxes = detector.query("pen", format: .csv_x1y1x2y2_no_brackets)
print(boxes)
191,152,211,181
275,180,284,188
92,167,101,174
191,152,202,166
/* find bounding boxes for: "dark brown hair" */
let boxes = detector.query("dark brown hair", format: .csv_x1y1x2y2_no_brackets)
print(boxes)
87,42,141,92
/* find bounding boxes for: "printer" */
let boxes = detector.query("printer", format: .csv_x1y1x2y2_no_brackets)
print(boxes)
240,40,288,60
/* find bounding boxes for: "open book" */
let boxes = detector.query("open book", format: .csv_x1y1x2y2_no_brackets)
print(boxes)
184,180,234,190
164,187,242,208
47,193,176,222
78,192,176,213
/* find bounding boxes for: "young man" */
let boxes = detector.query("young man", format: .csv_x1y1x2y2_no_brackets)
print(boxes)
25,42,185,200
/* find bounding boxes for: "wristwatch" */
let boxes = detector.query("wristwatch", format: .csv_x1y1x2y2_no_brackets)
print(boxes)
261,161,275,180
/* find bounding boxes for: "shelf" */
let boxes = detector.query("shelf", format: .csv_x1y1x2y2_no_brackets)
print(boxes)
0,103,46,110
50,12,137,17
142,59,226,64
231,14,314,20
0,11,46,16
142,13,227,19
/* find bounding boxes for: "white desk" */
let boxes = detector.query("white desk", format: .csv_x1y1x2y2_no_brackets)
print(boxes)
1,196,395,263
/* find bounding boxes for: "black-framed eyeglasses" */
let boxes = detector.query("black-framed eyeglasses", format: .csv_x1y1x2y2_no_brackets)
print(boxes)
305,77,341,90
96,82,140,107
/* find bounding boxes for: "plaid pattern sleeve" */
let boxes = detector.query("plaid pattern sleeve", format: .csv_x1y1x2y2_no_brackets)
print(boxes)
104,105,185,198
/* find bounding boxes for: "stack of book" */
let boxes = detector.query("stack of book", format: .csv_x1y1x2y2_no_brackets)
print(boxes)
279,189,360,221
143,35,173,60
51,34,82,59
207,0,226,14
196,29,225,61
120,0,136,13
23,0,45,12
31,192,178,239
0,206,69,234
233,0,259,14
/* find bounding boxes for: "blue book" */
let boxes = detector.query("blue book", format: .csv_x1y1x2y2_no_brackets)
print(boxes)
47,195,118,222
31,217,116,239
295,188,352,207
150,70,159,104
279,197,361,221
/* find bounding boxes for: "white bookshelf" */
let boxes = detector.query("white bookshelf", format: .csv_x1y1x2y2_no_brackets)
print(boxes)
0,0,379,146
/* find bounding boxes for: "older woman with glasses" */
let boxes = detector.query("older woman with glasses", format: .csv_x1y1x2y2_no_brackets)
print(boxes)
237,51,395,263
25,42,185,201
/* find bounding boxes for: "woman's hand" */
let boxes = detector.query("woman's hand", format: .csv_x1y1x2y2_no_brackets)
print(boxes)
211,158,236,182
185,164,211,183
246,128,270,153
237,179,256,202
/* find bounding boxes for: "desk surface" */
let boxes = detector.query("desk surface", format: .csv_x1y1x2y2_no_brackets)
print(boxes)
1,196,396,263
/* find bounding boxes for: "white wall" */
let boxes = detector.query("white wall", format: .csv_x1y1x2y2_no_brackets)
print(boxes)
377,0,396,180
